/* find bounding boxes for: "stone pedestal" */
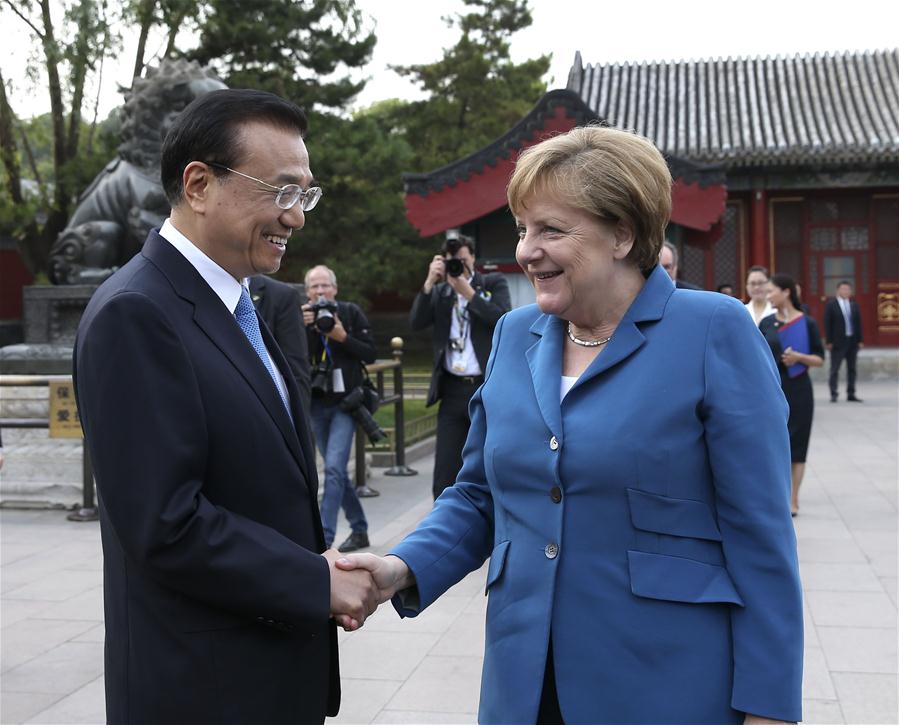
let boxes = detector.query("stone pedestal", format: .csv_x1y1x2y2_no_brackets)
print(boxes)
0,284,97,375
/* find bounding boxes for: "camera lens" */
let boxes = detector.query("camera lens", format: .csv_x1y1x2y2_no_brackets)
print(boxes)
314,315,335,332
445,258,464,277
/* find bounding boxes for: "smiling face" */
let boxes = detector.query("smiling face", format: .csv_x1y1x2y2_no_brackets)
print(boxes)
515,193,635,326
188,121,313,280
746,270,770,303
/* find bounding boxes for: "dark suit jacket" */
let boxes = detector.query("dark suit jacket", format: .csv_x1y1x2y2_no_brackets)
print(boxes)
74,231,339,724
410,271,512,406
675,278,702,290
250,275,311,412
824,297,863,347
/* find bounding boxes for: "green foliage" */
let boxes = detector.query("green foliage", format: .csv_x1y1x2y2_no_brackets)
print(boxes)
187,0,375,112
275,108,431,306
387,0,550,172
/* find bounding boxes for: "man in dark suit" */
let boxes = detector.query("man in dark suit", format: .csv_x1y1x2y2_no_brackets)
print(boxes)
250,274,311,411
73,89,378,724
824,280,864,402
410,234,511,499
660,241,701,290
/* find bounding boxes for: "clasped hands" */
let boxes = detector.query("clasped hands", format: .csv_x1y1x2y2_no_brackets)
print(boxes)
323,550,411,631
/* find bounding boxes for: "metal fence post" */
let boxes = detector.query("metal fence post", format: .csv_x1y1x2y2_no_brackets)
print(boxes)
67,441,99,521
384,336,417,476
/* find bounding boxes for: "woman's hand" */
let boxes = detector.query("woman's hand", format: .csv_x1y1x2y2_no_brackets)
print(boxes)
780,346,800,366
744,716,795,725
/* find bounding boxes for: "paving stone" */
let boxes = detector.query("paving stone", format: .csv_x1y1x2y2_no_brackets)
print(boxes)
803,647,837,700
431,613,487,658
337,631,440,681
1,642,103,695
386,655,482,714
817,627,898,674
806,591,897,628
799,562,884,592
372,710,477,724
0,692,62,725
1,618,98,674
25,675,105,724
327,678,401,725
30,586,103,622
797,538,867,564
831,672,899,724
3,568,102,602
800,698,844,724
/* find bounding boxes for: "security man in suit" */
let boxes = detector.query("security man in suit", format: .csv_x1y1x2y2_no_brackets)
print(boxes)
73,89,379,724
250,274,311,412
824,280,864,402
411,234,511,499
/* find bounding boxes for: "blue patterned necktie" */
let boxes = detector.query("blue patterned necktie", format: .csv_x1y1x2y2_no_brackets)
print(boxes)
234,286,291,415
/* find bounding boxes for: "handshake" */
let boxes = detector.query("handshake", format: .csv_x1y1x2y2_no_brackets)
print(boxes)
323,550,413,631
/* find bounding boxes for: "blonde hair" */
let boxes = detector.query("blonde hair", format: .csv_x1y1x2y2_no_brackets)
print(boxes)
507,126,672,273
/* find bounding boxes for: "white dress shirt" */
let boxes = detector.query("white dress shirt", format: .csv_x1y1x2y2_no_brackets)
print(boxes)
444,291,482,377
159,219,289,403
744,299,775,326
839,297,854,336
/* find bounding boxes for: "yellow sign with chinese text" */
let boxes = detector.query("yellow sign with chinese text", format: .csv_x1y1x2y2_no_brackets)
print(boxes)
48,381,83,439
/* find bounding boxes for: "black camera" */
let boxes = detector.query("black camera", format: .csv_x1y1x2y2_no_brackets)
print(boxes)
443,238,466,278
309,296,338,332
310,360,332,397
339,387,388,443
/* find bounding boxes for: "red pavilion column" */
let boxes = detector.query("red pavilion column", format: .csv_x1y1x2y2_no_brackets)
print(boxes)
749,188,769,269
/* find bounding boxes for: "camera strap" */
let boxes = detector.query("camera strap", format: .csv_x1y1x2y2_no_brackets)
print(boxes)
319,336,333,365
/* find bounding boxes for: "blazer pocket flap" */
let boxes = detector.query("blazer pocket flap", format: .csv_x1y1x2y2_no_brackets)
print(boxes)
627,550,745,606
485,540,511,594
627,488,723,541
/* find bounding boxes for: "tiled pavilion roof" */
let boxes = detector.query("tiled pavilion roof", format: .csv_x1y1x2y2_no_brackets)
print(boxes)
567,49,899,167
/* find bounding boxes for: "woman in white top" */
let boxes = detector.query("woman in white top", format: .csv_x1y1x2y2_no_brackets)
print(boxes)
744,265,775,325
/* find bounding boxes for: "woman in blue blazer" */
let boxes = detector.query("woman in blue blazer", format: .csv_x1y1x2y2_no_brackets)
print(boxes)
340,127,803,724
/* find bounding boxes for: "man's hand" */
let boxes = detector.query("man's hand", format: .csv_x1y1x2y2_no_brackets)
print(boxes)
423,255,446,294
826,342,833,351
323,549,379,632
744,715,794,725
301,303,315,327
859,342,864,349
447,271,475,300
335,553,412,603
323,315,347,343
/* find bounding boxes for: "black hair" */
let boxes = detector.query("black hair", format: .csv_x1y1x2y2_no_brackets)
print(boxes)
160,88,308,205
770,273,802,310
442,235,476,257
837,280,852,288
716,283,733,293
747,265,770,279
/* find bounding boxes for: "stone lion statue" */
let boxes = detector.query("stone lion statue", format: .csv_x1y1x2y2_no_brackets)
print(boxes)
48,59,226,284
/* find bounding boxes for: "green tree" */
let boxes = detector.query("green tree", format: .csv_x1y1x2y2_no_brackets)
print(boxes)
277,108,428,305
188,0,375,112
0,0,116,274
389,0,550,172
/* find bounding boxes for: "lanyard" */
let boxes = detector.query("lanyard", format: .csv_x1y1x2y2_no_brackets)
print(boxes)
319,336,332,364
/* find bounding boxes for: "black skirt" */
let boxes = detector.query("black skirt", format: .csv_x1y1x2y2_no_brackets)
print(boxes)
782,371,814,463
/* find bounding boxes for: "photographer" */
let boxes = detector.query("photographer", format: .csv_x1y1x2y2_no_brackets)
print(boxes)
303,265,377,553
411,233,511,499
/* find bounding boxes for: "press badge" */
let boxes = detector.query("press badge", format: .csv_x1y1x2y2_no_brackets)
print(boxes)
332,368,346,393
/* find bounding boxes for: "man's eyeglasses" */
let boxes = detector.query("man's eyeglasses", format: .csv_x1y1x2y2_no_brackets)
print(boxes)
207,163,322,211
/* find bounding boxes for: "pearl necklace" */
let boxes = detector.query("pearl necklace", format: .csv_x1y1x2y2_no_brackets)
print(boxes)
567,322,612,347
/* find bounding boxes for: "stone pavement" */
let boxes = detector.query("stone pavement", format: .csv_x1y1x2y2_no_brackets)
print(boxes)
1,381,897,724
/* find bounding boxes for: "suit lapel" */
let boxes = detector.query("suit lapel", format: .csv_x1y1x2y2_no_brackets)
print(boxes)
142,234,310,481
572,266,673,392
526,314,564,439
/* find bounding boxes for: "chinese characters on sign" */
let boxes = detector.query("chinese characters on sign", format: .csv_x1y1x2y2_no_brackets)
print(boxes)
48,381,83,439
